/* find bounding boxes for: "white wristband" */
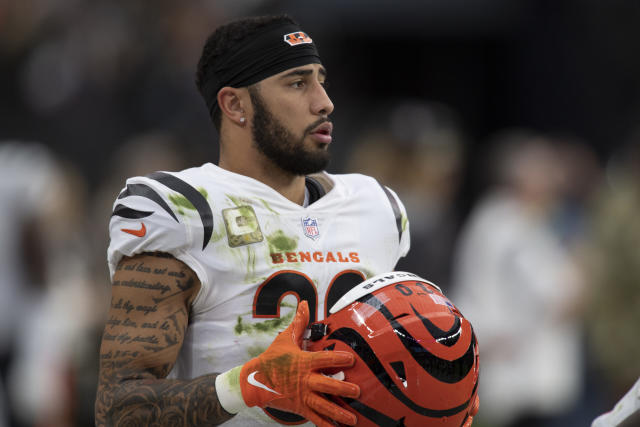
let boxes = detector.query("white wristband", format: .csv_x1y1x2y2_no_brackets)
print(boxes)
215,366,248,415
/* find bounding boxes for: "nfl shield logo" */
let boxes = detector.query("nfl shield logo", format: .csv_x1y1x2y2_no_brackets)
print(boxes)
301,217,320,240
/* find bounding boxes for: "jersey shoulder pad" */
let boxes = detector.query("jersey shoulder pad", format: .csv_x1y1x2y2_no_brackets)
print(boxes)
335,173,409,238
377,182,410,257
333,172,410,257
107,169,213,278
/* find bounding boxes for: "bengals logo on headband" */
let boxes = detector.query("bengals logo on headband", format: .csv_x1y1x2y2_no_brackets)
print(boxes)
283,31,313,46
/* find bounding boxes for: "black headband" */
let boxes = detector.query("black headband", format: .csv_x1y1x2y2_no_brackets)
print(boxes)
203,22,322,116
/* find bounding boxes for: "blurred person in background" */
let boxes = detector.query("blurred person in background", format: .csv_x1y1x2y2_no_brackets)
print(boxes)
347,100,465,290
551,135,608,425
552,135,603,251
584,127,640,421
0,0,226,189
450,130,587,427
0,141,93,427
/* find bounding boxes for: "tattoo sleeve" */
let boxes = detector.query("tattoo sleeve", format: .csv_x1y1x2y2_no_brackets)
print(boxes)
95,252,235,426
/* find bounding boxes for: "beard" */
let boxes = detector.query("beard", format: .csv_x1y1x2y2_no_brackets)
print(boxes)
249,87,330,176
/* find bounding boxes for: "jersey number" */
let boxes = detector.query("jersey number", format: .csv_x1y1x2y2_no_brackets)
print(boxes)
253,269,365,321
252,269,365,424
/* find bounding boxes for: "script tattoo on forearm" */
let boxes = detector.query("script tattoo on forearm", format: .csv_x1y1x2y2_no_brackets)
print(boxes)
96,252,234,426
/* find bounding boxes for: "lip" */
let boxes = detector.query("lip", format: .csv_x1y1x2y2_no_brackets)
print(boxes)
309,122,333,144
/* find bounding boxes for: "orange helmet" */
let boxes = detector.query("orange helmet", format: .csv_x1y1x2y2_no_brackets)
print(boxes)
305,272,479,427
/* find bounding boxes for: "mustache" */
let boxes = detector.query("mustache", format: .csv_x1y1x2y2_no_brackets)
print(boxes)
304,117,332,135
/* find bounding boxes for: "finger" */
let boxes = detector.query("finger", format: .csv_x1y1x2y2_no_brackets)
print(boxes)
308,374,360,399
309,350,355,370
299,408,334,427
305,392,357,426
288,300,310,342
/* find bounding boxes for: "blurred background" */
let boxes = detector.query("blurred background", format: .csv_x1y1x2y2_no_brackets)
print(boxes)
1,0,639,426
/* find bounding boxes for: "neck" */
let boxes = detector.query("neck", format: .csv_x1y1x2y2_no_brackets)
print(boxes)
218,135,306,206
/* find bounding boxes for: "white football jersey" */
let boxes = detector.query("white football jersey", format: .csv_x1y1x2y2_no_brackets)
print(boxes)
107,163,410,425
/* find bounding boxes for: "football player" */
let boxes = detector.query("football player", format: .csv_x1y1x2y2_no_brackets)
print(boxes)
95,14,410,426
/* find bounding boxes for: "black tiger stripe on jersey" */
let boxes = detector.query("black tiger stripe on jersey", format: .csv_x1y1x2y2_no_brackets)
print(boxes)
147,172,213,250
117,183,179,222
328,327,472,418
378,182,403,242
112,204,154,219
358,293,475,383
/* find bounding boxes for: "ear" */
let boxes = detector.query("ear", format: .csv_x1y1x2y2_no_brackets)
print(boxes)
217,87,248,127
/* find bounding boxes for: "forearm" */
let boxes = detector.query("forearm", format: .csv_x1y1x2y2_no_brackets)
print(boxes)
95,253,231,426
96,373,234,427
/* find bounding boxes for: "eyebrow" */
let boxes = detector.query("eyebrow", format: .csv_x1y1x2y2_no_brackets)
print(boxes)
279,67,327,80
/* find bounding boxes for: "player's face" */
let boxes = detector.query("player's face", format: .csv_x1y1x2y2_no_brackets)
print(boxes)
249,63,334,176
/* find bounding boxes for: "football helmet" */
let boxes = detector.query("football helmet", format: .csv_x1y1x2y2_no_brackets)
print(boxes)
304,271,479,427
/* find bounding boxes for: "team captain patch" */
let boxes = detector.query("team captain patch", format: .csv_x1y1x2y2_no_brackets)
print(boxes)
223,206,263,247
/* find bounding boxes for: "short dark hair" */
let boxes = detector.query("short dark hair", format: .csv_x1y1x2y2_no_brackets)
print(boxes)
196,14,298,131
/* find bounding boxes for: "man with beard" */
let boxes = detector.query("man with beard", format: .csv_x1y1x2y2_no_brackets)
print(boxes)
95,15,410,427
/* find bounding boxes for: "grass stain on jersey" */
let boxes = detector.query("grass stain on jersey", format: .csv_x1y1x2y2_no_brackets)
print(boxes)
198,187,208,199
210,225,225,243
402,213,408,232
247,344,268,359
245,246,257,282
259,198,279,215
168,188,209,214
168,194,195,215
267,230,298,253
226,194,253,208
234,305,295,336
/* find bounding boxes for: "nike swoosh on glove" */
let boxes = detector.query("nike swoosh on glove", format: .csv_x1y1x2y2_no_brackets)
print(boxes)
215,300,360,427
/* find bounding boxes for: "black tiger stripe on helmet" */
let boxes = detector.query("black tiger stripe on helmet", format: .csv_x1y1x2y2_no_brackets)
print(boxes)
304,272,480,427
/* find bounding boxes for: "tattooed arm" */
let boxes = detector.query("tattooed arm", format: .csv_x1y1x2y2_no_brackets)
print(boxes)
95,252,234,426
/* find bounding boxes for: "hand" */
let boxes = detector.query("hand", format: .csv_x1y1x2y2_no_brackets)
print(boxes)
240,300,360,426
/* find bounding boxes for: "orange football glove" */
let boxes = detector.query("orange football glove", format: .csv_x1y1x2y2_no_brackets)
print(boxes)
215,300,360,427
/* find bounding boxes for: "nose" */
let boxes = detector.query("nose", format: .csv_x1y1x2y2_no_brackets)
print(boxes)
311,82,334,116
